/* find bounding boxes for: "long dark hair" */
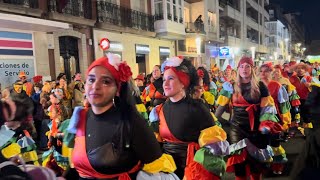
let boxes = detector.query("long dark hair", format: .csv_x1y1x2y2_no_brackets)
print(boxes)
197,66,210,87
113,81,142,150
177,59,199,96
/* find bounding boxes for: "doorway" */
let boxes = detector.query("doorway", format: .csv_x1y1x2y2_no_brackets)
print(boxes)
136,54,146,75
59,36,80,82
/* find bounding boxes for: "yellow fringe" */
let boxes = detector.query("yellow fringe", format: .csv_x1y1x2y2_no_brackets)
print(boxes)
198,125,227,147
136,104,147,113
142,154,177,173
272,145,286,156
260,96,275,107
1,143,21,158
280,111,291,130
20,150,38,162
216,96,230,106
203,91,215,105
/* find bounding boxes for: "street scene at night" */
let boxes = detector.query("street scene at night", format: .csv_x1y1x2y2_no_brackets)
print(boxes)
0,0,320,179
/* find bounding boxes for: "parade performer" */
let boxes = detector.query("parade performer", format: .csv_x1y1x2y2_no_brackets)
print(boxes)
215,57,282,180
289,63,313,129
196,67,216,111
273,65,301,129
259,63,290,174
224,65,235,83
65,53,176,180
150,56,227,179
42,104,69,176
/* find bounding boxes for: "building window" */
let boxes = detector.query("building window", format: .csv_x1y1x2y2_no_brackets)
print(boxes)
269,9,274,18
155,0,163,20
167,0,172,20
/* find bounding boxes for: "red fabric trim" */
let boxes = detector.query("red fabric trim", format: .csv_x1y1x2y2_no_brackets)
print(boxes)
233,94,259,131
72,109,140,179
259,121,283,134
271,163,284,172
165,67,190,88
289,75,310,99
184,142,220,180
148,84,166,100
291,99,301,106
226,149,248,172
158,104,183,143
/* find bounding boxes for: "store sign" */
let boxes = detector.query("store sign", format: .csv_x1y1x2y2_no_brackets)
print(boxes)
136,44,150,54
188,47,197,53
0,59,35,88
109,42,123,52
99,38,110,50
219,46,230,57
160,47,170,55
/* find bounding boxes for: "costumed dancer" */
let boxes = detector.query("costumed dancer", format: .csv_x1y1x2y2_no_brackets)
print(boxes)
150,56,227,179
196,67,216,111
224,65,235,83
0,100,39,165
64,53,177,180
195,67,221,127
215,57,282,180
289,63,313,133
42,104,69,176
259,63,290,175
273,65,301,132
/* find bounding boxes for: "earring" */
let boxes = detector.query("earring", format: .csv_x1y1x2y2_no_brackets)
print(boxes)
112,97,116,107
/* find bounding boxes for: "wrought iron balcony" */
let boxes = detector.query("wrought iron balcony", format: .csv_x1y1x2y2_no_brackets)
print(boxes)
185,22,205,34
97,1,155,32
1,0,38,8
48,0,92,19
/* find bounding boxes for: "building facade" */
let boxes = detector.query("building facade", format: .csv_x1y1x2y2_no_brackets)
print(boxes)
0,0,97,88
152,0,221,70
284,13,306,60
218,0,270,67
92,0,176,76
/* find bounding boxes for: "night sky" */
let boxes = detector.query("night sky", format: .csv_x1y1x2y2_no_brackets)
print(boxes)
270,0,320,43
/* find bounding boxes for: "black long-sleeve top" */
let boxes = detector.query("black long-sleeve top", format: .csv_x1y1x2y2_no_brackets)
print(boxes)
162,97,215,142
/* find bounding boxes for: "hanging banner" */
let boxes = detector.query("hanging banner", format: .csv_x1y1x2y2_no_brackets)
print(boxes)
0,59,35,88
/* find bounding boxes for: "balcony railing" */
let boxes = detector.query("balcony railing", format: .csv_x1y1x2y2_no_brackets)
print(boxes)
1,0,38,8
48,0,92,19
185,22,205,34
97,1,154,32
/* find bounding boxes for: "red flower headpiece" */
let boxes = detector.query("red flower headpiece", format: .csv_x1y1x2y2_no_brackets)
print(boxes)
87,53,133,91
164,56,190,88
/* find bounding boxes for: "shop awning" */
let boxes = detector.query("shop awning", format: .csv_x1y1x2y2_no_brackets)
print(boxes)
0,13,71,32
